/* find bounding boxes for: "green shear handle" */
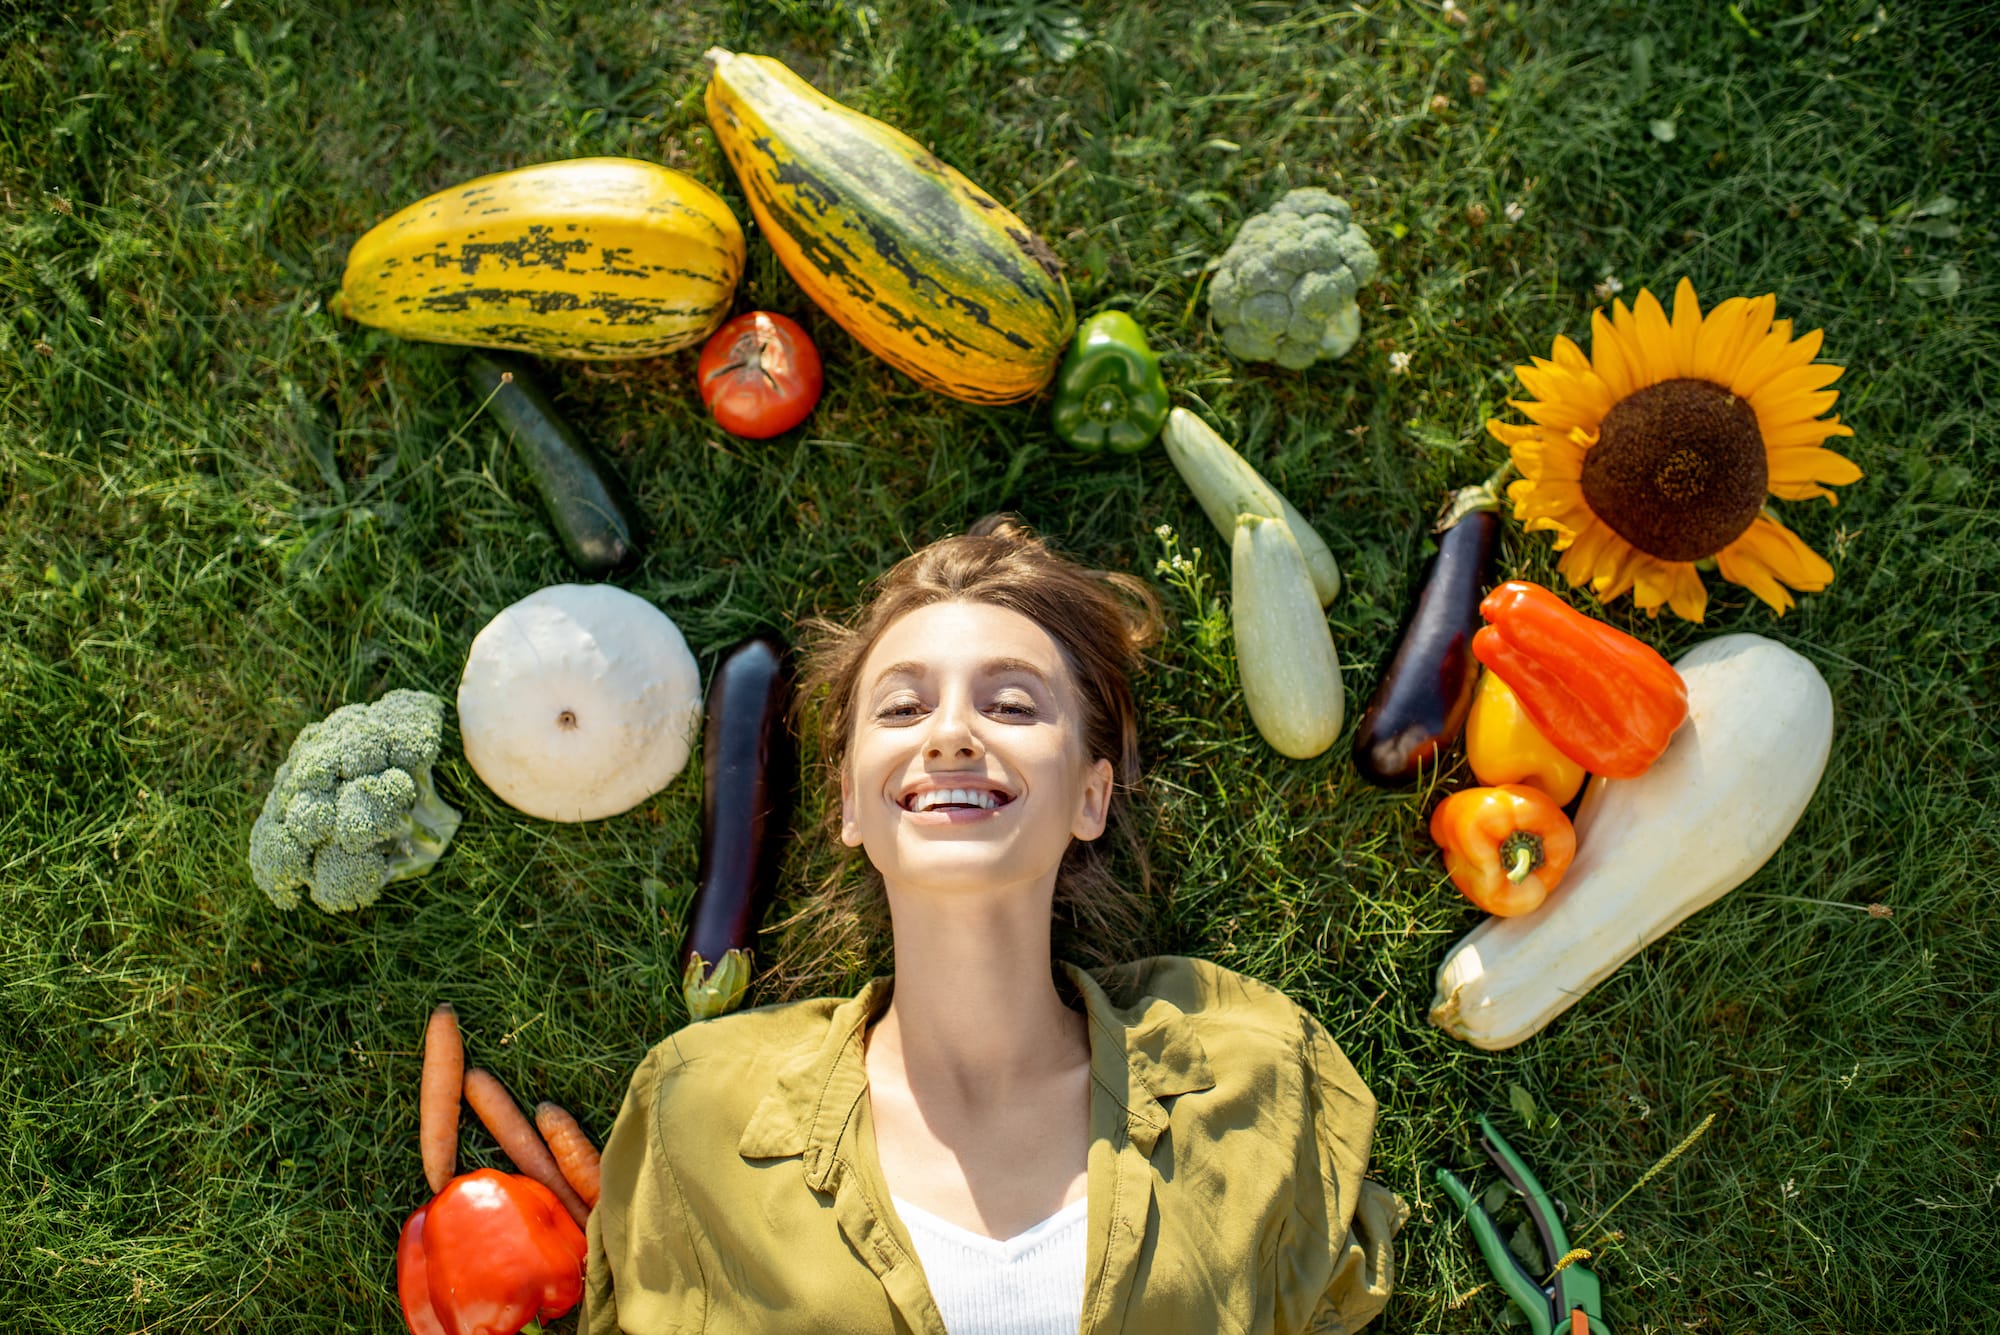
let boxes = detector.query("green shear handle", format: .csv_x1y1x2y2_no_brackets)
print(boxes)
1435,1114,1610,1335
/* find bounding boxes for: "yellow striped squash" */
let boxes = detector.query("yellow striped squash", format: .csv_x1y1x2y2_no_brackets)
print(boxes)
334,158,744,359
703,48,1073,405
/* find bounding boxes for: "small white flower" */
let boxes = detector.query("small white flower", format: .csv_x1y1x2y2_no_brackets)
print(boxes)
1388,350,1412,374
1504,200,1525,222
1155,524,1173,540
1782,1178,1799,1200
1594,274,1624,301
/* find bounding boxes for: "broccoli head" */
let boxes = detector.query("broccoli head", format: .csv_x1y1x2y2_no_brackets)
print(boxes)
249,689,462,912
1207,188,1381,370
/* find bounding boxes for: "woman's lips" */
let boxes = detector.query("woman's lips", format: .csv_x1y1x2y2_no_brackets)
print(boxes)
896,787,1017,825
900,802,1010,826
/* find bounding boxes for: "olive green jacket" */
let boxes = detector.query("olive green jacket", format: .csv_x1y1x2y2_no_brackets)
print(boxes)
583,956,1404,1334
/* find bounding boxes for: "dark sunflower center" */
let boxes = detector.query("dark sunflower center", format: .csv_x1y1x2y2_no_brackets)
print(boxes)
1580,378,1767,562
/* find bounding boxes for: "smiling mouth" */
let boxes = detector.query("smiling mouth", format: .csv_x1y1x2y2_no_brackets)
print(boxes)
901,786,1016,813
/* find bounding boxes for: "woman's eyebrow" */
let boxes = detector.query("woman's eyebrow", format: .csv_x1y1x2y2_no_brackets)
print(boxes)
867,657,1054,689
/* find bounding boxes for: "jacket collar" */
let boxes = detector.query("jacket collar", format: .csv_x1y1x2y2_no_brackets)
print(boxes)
736,960,1217,1176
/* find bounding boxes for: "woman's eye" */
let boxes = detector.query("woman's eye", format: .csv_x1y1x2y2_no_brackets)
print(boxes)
992,699,1038,718
876,700,924,719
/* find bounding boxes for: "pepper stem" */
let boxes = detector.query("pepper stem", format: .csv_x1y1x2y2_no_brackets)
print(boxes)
521,1322,545,1335
1500,831,1545,883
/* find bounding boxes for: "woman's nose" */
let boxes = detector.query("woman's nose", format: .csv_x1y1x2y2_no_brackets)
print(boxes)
923,693,982,760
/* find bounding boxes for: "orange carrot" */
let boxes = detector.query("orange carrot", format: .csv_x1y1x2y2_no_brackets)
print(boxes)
419,1004,463,1194
462,1066,590,1229
534,1101,603,1209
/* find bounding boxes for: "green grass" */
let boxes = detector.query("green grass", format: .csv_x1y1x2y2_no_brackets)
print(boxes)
3,0,1995,1329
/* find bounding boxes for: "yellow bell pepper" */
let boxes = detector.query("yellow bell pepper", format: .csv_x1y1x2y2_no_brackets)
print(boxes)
1464,670,1587,805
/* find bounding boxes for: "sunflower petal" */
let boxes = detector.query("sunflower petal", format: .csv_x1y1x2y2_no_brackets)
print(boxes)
1668,278,1703,377
1716,515,1835,614
1513,393,1606,434
1589,308,1638,401
1727,324,1806,399
1761,415,1854,449
1767,447,1864,488
1512,434,1586,482
1707,294,1781,387
1759,389,1842,423
1551,335,1593,376
1609,297,1671,394
1508,477,1593,529
1740,336,1835,401
1556,520,1625,593
1666,563,1709,623
1632,288,1676,389
1589,540,1647,604
1486,418,1542,448
1691,296,1754,382
1756,362,1845,399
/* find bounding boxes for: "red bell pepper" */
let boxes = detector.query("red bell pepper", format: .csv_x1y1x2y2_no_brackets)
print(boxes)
1471,581,1688,779
397,1169,587,1335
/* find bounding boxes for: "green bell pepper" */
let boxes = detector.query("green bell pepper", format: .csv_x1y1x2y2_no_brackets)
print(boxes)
1050,311,1170,453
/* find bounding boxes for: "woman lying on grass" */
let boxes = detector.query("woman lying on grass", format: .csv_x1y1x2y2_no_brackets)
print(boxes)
583,516,1402,1334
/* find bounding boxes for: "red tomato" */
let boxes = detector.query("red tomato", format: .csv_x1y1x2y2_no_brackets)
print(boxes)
696,311,823,439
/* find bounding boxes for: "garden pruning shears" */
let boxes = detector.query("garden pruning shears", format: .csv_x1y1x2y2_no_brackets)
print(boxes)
1435,1114,1609,1335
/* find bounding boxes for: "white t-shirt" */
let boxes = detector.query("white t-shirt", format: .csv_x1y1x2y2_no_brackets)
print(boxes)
892,1195,1089,1335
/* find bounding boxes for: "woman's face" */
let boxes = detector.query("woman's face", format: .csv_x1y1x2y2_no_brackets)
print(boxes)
840,600,1113,899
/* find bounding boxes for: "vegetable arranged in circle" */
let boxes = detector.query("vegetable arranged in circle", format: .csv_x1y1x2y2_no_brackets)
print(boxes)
457,584,702,823
469,352,643,575
1207,188,1379,369
1472,581,1687,779
680,632,798,1021
1160,407,1340,605
1231,512,1344,760
334,157,745,359
1350,478,1501,786
704,47,1074,405
1431,634,1835,1050
697,311,824,439
1430,784,1577,918
248,689,462,913
1463,670,1587,806
1050,311,1170,453
396,1169,585,1335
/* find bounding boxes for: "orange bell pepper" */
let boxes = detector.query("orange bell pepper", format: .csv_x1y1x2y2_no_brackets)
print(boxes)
1430,784,1577,917
1471,581,1687,779
1464,670,1587,805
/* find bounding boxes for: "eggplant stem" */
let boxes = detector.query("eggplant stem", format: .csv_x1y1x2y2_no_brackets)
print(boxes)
1435,461,1519,533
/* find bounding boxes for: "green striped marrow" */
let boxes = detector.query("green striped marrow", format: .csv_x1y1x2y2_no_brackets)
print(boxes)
703,48,1073,405
334,158,744,359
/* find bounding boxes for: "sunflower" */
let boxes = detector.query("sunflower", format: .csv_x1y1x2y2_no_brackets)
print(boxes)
1489,278,1861,622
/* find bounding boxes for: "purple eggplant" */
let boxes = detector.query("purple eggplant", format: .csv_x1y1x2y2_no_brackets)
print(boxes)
679,632,797,1019
1351,476,1506,787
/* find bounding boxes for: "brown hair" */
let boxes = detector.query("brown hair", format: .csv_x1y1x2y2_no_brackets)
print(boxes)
784,515,1164,974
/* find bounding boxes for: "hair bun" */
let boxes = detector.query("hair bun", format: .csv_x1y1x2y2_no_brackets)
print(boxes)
965,512,1037,545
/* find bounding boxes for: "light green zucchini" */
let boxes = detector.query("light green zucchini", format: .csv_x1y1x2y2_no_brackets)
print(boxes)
1162,407,1340,605
1231,513,1344,759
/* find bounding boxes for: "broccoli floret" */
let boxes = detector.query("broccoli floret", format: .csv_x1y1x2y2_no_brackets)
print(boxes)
1207,187,1380,370
248,689,462,913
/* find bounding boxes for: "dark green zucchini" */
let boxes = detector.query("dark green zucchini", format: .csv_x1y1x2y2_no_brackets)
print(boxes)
467,351,643,575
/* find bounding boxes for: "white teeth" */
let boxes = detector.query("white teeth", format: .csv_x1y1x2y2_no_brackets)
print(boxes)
910,787,1001,812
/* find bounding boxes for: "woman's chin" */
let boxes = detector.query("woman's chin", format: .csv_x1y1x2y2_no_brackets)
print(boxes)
871,836,1062,901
